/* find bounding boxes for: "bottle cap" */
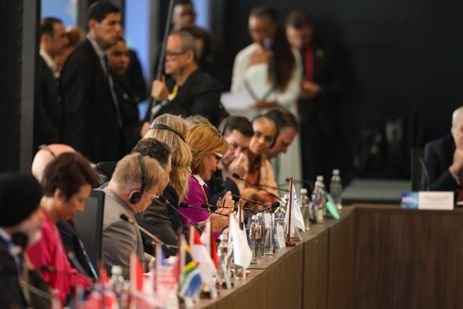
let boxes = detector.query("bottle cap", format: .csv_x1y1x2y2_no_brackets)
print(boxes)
111,265,122,275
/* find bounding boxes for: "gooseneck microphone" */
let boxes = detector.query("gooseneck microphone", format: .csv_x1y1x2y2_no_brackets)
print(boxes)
119,214,178,249
419,159,431,191
284,178,314,191
158,196,202,231
179,203,229,217
232,173,282,201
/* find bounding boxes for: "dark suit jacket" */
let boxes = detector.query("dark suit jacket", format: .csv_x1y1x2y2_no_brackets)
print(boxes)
145,69,227,127
60,39,123,162
34,56,62,149
299,42,345,136
56,220,95,279
138,185,180,257
0,239,26,309
422,134,460,191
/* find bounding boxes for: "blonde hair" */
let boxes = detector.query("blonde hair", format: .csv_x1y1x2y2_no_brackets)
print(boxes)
111,153,167,195
144,114,192,200
187,123,228,176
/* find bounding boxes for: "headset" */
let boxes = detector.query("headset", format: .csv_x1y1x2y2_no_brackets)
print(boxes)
38,144,57,158
129,154,146,204
218,117,230,136
149,123,186,143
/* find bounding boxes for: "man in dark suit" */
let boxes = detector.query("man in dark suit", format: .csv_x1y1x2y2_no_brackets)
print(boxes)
422,106,463,192
142,30,227,134
286,11,345,183
35,17,68,150
0,174,45,309
60,1,124,162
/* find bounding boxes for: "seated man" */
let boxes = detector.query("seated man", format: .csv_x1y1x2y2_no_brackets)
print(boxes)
102,153,168,277
0,174,44,309
208,116,253,207
265,107,299,186
130,138,178,256
229,115,279,204
422,106,463,193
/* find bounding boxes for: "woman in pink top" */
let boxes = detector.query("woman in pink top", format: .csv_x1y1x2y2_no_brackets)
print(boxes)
181,123,234,234
26,152,99,304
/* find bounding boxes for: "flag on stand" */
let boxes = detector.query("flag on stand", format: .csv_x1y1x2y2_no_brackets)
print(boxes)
229,212,252,269
285,184,305,232
77,266,119,309
200,220,219,268
179,235,202,300
190,225,216,283
154,244,179,307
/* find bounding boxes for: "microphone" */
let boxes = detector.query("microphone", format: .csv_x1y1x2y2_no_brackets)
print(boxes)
419,159,430,191
179,203,229,217
253,182,289,192
67,251,89,277
158,196,202,231
119,214,178,249
232,173,282,201
285,178,314,191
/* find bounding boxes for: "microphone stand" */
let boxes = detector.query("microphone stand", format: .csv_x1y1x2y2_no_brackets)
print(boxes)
120,214,178,249
232,173,282,201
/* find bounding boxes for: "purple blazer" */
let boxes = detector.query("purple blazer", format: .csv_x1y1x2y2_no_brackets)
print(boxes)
180,175,209,223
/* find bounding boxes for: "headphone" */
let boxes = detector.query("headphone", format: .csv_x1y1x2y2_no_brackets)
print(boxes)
38,144,57,158
129,154,146,204
218,117,229,136
149,123,186,143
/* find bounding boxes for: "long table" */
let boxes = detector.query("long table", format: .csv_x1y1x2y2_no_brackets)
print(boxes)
195,205,463,309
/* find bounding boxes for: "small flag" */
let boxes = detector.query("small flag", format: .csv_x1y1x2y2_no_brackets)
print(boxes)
285,185,305,232
179,235,202,300
229,213,252,268
190,225,216,283
200,221,219,269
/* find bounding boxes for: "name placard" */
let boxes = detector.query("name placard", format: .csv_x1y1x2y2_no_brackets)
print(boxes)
401,191,454,210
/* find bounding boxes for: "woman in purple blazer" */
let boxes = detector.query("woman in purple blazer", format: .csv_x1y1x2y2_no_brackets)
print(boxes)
181,123,233,232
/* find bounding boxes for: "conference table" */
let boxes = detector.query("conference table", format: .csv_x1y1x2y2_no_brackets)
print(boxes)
195,204,463,309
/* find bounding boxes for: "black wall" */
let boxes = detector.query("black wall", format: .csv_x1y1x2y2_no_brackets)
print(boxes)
219,0,463,178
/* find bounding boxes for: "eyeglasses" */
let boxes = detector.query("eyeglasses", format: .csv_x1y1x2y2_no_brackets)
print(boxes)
212,152,223,162
165,50,188,58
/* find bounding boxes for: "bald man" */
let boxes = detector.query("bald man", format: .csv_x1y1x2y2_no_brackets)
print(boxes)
31,144,75,182
31,143,97,279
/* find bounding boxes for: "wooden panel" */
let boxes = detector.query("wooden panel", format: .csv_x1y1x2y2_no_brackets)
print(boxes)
328,211,355,309
355,207,463,309
303,227,329,309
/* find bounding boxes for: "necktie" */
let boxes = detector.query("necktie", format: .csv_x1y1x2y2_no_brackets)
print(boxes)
103,55,123,127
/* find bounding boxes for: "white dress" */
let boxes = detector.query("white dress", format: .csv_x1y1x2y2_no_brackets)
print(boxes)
230,43,303,189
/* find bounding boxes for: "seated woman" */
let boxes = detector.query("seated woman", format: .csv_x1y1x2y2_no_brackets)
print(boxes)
141,114,192,255
229,115,279,204
181,123,233,233
26,152,99,304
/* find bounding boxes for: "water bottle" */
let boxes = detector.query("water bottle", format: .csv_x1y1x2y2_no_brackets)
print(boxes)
263,212,274,255
248,215,258,264
255,213,265,259
311,178,324,224
110,265,125,300
300,188,311,230
330,169,343,210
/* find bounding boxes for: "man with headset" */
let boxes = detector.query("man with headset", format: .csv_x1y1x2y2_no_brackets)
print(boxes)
101,153,168,277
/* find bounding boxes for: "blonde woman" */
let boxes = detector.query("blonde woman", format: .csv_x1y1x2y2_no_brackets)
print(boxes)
182,124,233,233
141,114,192,254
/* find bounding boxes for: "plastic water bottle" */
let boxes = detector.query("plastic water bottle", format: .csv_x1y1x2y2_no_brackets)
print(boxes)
311,178,324,224
300,188,311,230
110,265,125,300
330,169,343,210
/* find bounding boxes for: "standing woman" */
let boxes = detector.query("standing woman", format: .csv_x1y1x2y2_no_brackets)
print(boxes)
231,6,302,182
26,152,99,305
181,123,233,232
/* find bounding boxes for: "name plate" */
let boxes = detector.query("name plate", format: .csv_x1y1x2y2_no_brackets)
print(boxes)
401,191,454,210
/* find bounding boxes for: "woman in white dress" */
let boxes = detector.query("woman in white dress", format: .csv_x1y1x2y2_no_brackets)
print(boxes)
230,6,302,188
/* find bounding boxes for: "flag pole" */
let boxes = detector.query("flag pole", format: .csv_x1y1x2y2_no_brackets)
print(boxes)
286,176,295,247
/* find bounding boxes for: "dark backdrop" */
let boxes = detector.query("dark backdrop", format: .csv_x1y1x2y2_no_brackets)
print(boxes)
213,0,463,179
